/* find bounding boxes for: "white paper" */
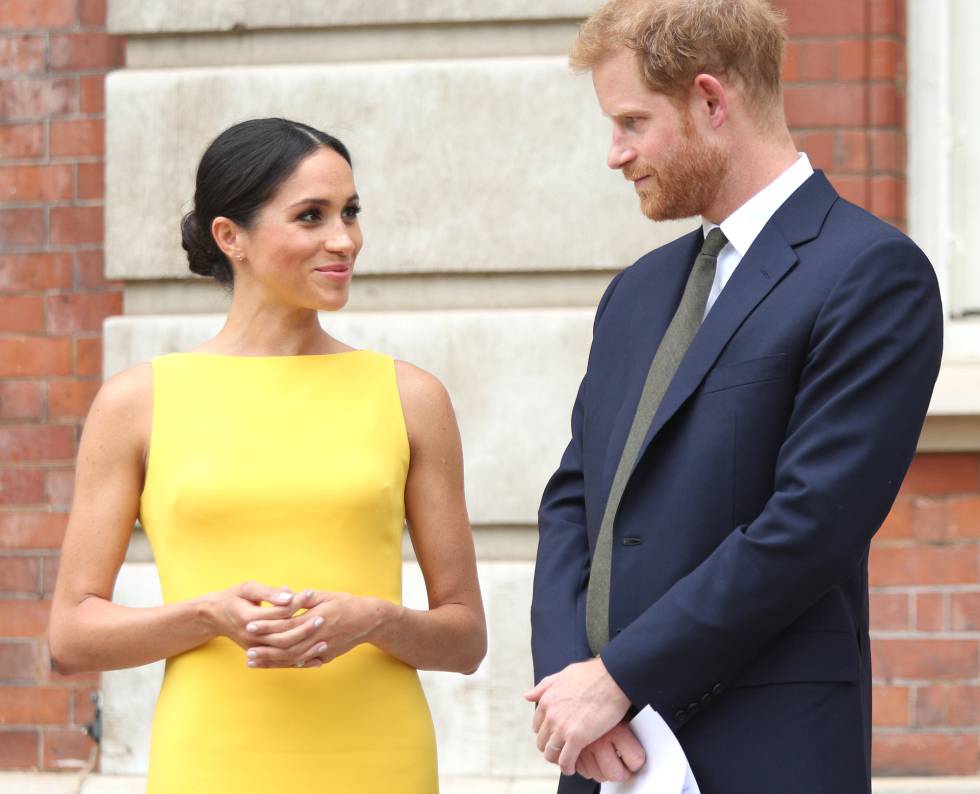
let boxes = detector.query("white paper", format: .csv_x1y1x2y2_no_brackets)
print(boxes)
600,706,700,794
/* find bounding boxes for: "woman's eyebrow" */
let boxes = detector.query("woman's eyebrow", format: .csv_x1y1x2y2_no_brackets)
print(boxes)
287,193,359,209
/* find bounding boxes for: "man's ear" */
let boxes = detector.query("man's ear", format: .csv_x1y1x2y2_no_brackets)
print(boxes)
691,73,729,130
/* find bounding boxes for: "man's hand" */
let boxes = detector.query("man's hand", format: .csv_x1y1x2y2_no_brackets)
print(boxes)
524,656,632,775
575,721,646,783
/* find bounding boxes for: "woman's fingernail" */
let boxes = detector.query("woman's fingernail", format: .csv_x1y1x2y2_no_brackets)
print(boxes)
246,622,258,632
247,661,256,668
247,649,257,659
274,593,292,604
317,642,328,653
305,589,314,597
313,617,324,628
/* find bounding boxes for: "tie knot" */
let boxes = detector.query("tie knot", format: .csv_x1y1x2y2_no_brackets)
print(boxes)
699,227,728,260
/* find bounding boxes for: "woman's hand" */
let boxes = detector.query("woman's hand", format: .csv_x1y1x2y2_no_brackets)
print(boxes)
206,581,302,652
242,590,393,669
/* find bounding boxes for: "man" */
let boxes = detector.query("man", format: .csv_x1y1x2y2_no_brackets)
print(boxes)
527,1,943,792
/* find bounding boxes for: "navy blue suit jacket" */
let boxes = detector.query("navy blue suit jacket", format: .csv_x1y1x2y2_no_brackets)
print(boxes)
531,173,943,794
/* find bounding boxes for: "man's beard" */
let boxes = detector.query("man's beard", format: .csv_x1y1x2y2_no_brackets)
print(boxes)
625,118,730,221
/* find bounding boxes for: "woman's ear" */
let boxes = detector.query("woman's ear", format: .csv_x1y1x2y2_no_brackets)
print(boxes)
212,216,245,262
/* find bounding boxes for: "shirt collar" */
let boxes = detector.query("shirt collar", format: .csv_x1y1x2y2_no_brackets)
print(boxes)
702,153,814,257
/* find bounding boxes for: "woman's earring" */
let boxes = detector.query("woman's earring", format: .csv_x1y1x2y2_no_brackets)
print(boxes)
236,253,245,262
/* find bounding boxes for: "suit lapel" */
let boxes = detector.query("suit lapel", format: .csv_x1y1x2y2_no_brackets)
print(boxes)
622,171,840,493
597,231,702,515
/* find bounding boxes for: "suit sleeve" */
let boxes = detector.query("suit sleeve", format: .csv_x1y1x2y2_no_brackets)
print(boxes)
531,269,626,684
599,236,944,721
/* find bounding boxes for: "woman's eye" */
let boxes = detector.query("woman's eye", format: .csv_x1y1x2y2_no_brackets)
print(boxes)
342,205,362,220
297,208,320,222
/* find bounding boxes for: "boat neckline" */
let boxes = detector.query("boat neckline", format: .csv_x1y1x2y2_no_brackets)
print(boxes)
170,349,369,360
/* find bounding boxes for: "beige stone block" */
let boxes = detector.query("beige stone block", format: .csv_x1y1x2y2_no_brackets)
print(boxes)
105,59,695,280
103,308,596,526
108,0,601,34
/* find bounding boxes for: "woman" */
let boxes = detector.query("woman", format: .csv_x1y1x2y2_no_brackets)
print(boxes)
48,118,487,793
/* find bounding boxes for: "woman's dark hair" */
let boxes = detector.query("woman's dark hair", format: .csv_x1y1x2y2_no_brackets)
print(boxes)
181,118,352,285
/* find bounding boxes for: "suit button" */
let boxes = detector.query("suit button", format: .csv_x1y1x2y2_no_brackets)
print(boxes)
613,627,623,636
701,693,711,705
686,702,699,714
712,683,723,696
674,709,687,722
622,537,643,546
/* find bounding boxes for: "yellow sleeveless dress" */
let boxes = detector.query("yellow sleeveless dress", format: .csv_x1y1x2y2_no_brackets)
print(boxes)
139,351,438,793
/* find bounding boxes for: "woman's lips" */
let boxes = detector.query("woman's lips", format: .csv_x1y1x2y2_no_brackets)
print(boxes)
313,264,351,280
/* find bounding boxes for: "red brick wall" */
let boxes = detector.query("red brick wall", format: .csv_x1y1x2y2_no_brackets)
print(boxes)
0,0,976,778
0,0,123,771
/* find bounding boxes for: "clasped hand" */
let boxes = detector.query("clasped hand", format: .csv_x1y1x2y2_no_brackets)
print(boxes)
213,581,386,670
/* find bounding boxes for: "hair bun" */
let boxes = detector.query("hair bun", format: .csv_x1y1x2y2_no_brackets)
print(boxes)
181,212,230,282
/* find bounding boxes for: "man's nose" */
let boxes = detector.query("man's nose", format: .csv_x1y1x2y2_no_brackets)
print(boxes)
607,137,636,170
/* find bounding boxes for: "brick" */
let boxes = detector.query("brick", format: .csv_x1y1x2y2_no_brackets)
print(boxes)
801,133,834,172
0,641,40,682
0,338,73,377
870,83,901,126
0,253,73,291
79,0,108,26
0,35,46,76
870,591,909,631
0,123,44,158
49,32,124,71
78,75,104,114
0,77,77,120
870,546,977,587
910,497,946,542
948,685,980,727
838,40,868,82
915,684,948,727
872,639,978,681
76,249,117,288
876,497,912,540
778,0,866,37
947,496,980,539
901,453,980,496
872,733,978,776
870,129,905,173
45,468,75,508
0,557,39,593
870,0,901,35
40,556,58,595
42,727,96,770
0,685,69,724
76,161,104,200
75,337,102,377
830,174,868,209
950,592,980,631
870,39,902,82
781,41,800,83
0,599,52,637
915,592,946,632
48,379,100,418
870,176,904,221
0,164,73,203
0,381,43,420
72,687,98,725
0,295,45,333
799,42,836,82
0,208,44,247
46,291,121,334
0,729,38,769
0,0,76,28
0,425,74,462
50,205,103,246
837,131,869,173
0,469,46,505
0,513,68,549
50,118,104,158
784,84,867,127
872,684,908,726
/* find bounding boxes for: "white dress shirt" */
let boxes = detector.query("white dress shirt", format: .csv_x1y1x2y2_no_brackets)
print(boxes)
702,153,814,316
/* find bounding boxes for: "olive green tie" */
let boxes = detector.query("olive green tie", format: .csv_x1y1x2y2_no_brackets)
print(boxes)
585,227,729,654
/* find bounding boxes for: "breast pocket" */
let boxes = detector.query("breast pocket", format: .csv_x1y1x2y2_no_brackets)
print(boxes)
702,353,787,394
